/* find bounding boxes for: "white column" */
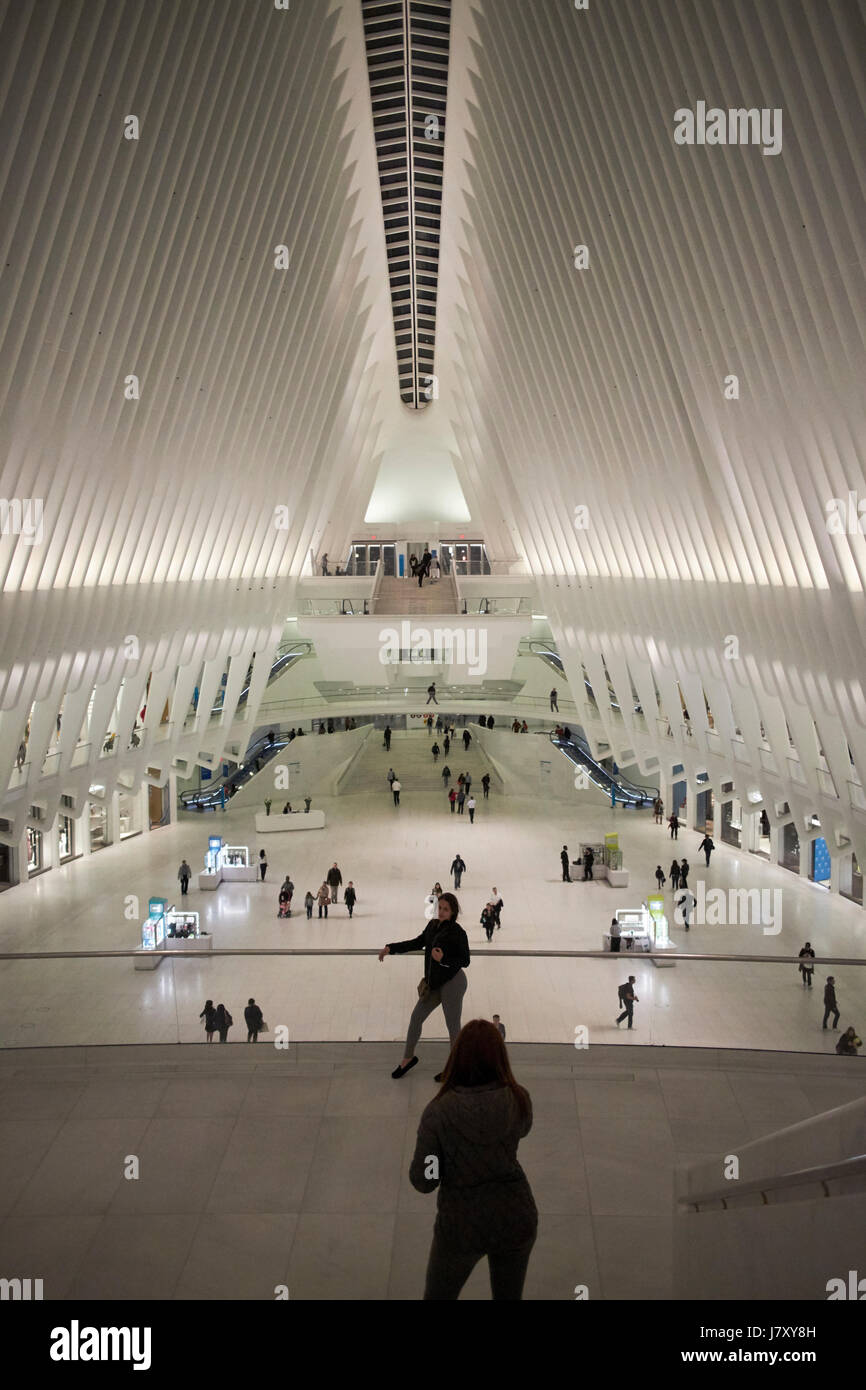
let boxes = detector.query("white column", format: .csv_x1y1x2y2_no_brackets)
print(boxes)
78,802,93,857
107,791,121,846
769,824,783,865
140,782,151,833
167,770,178,824
15,824,29,885
829,854,842,894
799,840,812,879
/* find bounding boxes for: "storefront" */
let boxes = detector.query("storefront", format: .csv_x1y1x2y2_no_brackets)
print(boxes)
89,801,109,850
26,826,43,874
118,791,140,839
839,852,863,906
57,814,74,863
695,784,714,834
781,822,800,873
720,784,741,847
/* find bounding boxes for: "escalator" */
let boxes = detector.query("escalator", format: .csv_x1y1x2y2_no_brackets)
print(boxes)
551,731,658,807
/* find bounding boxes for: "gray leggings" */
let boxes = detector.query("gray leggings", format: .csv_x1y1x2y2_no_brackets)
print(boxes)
404,970,467,1057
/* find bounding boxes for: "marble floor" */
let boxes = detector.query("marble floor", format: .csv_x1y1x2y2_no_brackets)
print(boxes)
0,1041,861,1301
0,730,864,1052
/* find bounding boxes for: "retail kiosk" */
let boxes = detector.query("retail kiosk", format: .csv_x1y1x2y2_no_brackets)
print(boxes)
219,844,257,882
602,897,675,963
135,898,212,970
574,832,630,887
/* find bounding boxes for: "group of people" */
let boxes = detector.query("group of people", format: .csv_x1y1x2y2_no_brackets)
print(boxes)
797,952,861,1053
309,864,358,918
410,550,439,586
199,997,264,1042
559,845,596,881
512,720,530,733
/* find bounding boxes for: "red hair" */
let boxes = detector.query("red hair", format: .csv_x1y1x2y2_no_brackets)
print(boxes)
435,1018,530,1123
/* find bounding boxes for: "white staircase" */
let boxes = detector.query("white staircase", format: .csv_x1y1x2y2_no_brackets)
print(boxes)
338,725,501,796
374,571,459,615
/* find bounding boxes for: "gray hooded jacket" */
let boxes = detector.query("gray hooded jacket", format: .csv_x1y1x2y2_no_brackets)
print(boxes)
410,1081,537,1251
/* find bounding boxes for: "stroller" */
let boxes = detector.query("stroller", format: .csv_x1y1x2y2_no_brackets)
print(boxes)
278,884,293,918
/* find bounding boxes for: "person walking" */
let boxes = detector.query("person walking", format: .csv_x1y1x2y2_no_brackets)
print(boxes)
668,814,679,840
679,858,690,890
675,887,695,930
448,787,457,813
462,728,471,751
457,773,465,791
381,891,471,1081
798,942,815,988
451,854,466,889
264,798,272,816
178,859,191,896
481,903,496,941
326,863,342,903
244,998,264,1043
616,977,638,1029
200,999,217,1042
457,787,466,814
392,777,402,806
654,797,664,825
436,715,444,733
561,845,571,882
822,976,840,1030
550,688,559,712
481,772,491,799
582,847,595,881
670,858,681,892
443,735,450,757
320,553,329,576
441,763,451,786
304,889,314,919
467,795,476,823
492,1014,506,1039
432,741,440,764
654,865,666,891
259,848,268,881
464,772,472,793
609,917,621,952
317,882,331,918
698,834,715,867
387,767,396,791
409,1018,536,1301
344,881,357,918
427,682,438,705
214,1003,233,1043
384,725,392,752
491,889,503,928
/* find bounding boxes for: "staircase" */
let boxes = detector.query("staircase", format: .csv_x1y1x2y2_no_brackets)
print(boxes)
374,571,459,615
338,725,502,796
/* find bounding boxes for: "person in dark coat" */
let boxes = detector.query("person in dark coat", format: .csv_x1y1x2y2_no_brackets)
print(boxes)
798,942,815,988
199,999,216,1042
462,728,471,751
481,903,496,941
670,859,681,892
836,1027,861,1056
214,1003,233,1043
582,848,595,881
410,1019,537,1300
344,881,357,918
823,977,840,1030
655,865,666,890
481,773,491,799
698,835,715,866
451,854,466,888
561,845,571,882
668,814,679,840
679,859,690,890
384,725,392,751
244,998,263,1043
432,742,441,764
326,863,343,903
380,892,471,1080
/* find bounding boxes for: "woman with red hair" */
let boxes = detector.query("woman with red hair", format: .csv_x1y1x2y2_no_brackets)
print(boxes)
410,1018,537,1300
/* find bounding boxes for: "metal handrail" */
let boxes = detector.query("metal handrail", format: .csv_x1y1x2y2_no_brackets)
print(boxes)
2,949,865,963
682,1153,866,1212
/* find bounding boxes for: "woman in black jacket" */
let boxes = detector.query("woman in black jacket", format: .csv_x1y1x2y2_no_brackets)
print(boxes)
410,1018,537,1300
213,1003,233,1043
199,999,216,1043
379,892,470,1081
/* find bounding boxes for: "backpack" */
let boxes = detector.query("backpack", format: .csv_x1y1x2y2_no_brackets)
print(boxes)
617,984,630,1004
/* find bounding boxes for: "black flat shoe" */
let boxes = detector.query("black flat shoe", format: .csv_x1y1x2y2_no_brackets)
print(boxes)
434,1071,444,1083
392,1057,418,1079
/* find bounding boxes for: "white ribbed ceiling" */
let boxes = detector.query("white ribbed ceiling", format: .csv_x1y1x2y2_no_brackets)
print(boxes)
0,0,864,860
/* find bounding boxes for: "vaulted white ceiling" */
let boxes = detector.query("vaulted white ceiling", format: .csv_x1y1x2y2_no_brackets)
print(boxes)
0,0,864,863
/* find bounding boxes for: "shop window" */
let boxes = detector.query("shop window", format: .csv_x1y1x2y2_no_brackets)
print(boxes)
781,823,800,873
26,827,43,874
58,815,74,862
